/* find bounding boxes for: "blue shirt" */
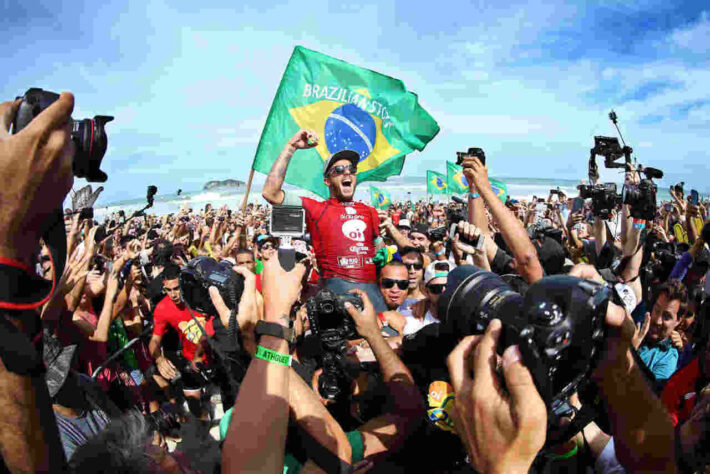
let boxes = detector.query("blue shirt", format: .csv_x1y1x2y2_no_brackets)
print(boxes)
638,338,679,382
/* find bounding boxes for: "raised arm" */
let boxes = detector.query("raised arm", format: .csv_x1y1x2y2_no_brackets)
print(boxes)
463,167,490,234
463,157,543,283
222,255,307,473
262,130,318,205
345,290,424,462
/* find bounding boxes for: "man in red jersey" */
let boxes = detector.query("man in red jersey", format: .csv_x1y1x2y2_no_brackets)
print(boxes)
262,129,387,312
148,262,214,417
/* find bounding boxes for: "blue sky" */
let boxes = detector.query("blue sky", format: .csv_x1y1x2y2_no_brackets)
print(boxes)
2,0,709,204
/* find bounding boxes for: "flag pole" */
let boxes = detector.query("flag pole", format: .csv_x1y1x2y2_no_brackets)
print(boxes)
240,168,256,214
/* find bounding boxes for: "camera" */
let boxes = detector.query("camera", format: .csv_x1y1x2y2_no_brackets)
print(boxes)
456,147,486,166
428,226,448,243
179,257,244,316
439,267,610,435
12,88,113,182
621,166,663,221
306,289,363,401
673,182,685,196
643,241,681,285
447,196,468,226
578,183,620,219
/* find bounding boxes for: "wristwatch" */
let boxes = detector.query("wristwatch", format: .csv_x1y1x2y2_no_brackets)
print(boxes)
255,320,296,344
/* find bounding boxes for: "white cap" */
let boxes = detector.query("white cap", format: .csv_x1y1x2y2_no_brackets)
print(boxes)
397,219,411,229
424,261,452,284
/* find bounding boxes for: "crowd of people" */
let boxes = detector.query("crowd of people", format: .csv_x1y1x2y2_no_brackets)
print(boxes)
1,95,709,473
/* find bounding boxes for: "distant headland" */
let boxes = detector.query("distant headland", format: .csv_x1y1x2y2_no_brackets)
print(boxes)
203,179,246,190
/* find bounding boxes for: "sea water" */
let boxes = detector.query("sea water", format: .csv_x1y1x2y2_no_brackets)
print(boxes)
92,176,680,222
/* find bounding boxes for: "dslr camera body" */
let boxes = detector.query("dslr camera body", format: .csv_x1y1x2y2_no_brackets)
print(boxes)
578,183,620,219
440,267,611,443
306,289,363,401
12,88,113,182
179,257,244,316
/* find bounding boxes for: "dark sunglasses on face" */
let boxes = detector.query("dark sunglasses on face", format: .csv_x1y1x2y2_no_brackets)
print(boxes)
381,278,409,290
404,262,423,271
40,255,51,263
260,242,278,251
427,283,446,295
329,164,357,177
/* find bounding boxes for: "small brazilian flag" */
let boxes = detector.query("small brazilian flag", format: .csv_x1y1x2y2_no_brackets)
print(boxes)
370,185,392,209
427,171,448,195
252,46,440,198
446,161,469,194
489,178,509,203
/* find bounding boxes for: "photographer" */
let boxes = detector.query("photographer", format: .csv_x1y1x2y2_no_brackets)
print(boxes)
0,93,75,471
262,130,387,312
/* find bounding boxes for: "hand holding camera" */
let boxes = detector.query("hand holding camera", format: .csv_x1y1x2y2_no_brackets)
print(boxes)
343,289,379,341
447,320,547,473
460,156,490,195
0,94,75,263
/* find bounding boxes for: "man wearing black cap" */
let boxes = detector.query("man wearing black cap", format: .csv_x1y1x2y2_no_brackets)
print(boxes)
262,130,387,311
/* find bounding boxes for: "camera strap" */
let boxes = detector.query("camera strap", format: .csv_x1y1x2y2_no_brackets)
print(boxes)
184,305,248,387
0,208,65,310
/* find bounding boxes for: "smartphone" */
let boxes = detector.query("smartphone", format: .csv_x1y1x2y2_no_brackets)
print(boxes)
690,190,699,206
664,203,672,211
571,198,584,214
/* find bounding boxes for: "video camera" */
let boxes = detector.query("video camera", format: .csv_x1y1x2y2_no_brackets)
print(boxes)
12,88,113,182
179,257,244,317
306,289,363,401
578,183,620,219
622,165,663,221
447,195,468,226
439,266,611,444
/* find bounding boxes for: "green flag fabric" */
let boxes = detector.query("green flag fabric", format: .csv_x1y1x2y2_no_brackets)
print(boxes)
446,161,469,194
370,185,392,209
427,171,448,195
252,46,440,198
489,178,508,203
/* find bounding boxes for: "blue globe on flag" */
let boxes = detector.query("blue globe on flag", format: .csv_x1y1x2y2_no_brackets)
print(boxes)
377,193,384,204
324,103,377,161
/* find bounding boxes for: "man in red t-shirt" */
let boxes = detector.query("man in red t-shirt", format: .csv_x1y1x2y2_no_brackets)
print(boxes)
262,129,387,312
148,263,214,415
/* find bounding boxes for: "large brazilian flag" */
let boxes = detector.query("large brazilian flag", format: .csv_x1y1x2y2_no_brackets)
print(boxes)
252,46,440,198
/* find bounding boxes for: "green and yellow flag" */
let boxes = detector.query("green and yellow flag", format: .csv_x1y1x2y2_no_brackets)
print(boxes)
489,178,509,203
252,46,440,198
427,171,448,195
370,185,392,209
446,161,469,194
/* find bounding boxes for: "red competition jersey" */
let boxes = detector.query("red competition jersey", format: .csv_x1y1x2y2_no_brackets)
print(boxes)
153,296,214,362
661,356,702,426
301,197,380,283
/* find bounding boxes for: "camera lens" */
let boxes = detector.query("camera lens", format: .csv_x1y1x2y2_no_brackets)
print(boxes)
438,266,524,336
71,115,113,183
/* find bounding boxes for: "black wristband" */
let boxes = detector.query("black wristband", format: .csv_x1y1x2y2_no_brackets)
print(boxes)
255,320,296,344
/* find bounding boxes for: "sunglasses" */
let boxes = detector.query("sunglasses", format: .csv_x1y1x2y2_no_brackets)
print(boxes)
260,242,278,251
404,262,423,271
40,255,51,264
381,278,409,290
329,164,357,177
427,283,446,295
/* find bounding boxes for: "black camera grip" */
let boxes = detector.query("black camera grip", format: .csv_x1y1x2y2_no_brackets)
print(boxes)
278,248,296,271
